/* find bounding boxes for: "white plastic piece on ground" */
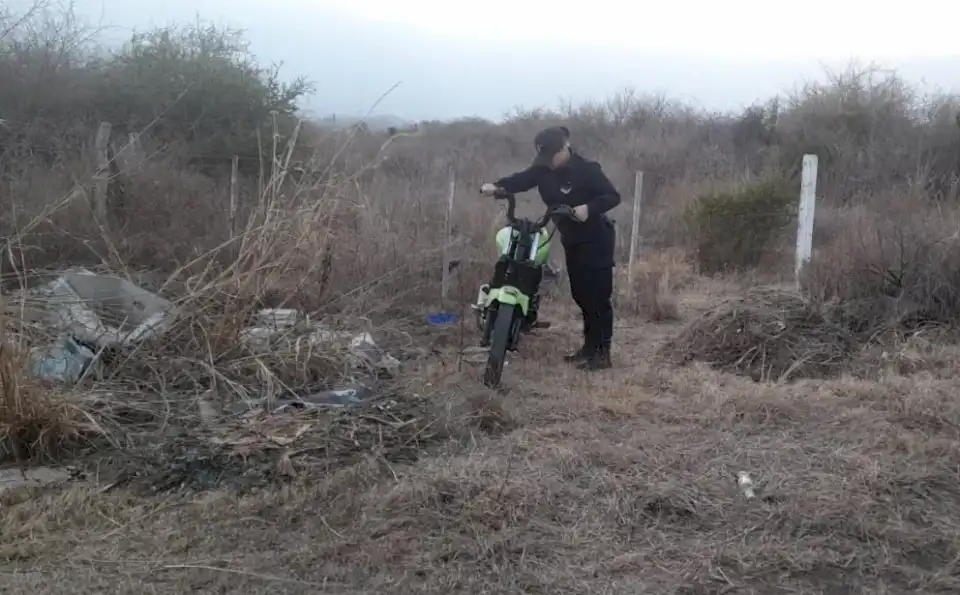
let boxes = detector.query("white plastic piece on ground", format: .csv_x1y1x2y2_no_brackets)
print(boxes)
303,328,400,373
240,321,401,374
349,332,377,352
238,327,276,351
39,268,178,348
123,310,171,343
29,336,97,382
310,327,350,344
346,332,401,373
254,308,299,329
737,471,756,499
295,383,376,409
375,352,402,374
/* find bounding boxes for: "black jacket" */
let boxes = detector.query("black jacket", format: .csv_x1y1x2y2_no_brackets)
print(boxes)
495,153,621,266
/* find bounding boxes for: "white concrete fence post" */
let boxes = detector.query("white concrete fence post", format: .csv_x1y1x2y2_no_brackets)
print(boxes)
795,154,819,287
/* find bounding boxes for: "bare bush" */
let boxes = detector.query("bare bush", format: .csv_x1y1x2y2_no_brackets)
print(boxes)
619,250,690,322
806,198,960,334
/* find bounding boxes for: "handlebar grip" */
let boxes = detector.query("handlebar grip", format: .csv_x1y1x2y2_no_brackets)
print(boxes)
479,186,511,199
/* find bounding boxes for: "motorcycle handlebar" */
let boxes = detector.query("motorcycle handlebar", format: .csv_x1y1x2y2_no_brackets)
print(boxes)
482,187,576,229
490,188,517,221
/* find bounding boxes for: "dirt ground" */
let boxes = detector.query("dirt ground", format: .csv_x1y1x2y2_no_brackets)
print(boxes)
3,278,960,594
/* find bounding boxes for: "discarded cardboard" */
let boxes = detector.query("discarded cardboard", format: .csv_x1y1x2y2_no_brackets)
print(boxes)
20,268,178,384
30,336,98,382
39,268,178,349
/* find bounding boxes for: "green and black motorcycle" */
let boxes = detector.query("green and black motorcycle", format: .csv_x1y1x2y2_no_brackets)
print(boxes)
472,188,575,387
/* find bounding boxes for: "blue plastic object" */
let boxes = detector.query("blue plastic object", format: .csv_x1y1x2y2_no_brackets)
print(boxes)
426,312,459,326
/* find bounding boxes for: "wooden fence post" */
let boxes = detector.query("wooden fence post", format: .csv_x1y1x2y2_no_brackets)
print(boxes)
625,171,645,301
440,166,457,310
92,121,112,223
230,155,239,240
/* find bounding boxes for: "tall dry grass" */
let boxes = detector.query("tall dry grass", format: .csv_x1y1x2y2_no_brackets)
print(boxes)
0,310,93,463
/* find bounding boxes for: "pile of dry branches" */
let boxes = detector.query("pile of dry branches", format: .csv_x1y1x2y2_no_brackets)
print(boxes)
661,288,855,381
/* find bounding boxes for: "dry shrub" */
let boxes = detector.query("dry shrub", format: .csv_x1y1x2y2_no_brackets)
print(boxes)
1,160,233,273
0,141,385,456
0,14,310,177
619,250,691,322
806,200,960,334
634,270,680,322
846,328,960,380
661,288,855,381
641,176,738,251
0,315,93,463
668,199,960,383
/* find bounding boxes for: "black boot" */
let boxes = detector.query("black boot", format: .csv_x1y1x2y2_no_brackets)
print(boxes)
578,344,612,370
564,315,596,362
563,343,596,363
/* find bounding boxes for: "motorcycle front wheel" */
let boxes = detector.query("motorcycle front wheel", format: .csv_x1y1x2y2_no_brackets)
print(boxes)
483,304,516,388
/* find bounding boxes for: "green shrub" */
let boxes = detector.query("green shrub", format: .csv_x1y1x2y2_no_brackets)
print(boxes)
105,25,311,163
0,15,312,174
688,176,796,275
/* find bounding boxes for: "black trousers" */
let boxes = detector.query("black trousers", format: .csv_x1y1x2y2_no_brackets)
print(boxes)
566,261,614,351
563,218,616,350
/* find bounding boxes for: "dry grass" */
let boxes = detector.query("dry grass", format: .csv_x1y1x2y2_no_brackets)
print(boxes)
4,288,960,594
634,269,680,321
0,313,95,464
619,248,691,322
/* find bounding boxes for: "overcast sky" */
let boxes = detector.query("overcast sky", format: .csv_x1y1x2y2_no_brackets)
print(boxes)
22,0,960,121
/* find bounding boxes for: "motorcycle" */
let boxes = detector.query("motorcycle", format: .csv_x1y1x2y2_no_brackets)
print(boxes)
472,188,575,388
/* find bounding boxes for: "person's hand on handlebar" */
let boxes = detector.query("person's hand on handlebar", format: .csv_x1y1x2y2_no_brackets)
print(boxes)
480,183,500,196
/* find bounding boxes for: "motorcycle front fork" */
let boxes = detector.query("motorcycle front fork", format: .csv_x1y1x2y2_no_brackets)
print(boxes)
472,284,540,348
472,284,493,345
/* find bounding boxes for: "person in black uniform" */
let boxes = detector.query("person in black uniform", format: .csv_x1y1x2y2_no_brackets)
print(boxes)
480,126,620,370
